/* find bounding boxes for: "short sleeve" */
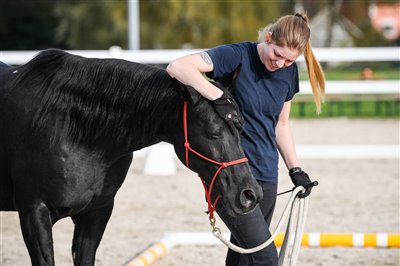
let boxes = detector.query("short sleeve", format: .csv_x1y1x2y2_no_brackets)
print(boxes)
205,44,242,80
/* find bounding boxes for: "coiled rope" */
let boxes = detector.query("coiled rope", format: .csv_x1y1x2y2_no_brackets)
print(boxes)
211,186,309,266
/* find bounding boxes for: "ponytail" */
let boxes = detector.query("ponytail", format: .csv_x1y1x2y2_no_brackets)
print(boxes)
295,12,325,114
304,40,325,114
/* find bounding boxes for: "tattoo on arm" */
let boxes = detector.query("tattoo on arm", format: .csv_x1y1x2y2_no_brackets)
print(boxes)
199,52,213,65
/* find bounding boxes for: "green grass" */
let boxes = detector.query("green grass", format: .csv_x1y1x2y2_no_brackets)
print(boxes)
299,64,400,80
291,100,400,118
295,63,399,118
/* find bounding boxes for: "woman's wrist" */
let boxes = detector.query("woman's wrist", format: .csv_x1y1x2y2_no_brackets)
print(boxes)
289,167,302,175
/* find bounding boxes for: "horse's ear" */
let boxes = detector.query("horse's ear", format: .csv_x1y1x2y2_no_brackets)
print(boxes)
176,80,201,105
217,64,242,91
184,85,202,105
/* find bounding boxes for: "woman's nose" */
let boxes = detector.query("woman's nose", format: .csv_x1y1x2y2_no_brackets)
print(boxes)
276,60,285,68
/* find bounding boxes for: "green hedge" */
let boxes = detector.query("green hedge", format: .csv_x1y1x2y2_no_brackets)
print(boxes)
291,97,399,118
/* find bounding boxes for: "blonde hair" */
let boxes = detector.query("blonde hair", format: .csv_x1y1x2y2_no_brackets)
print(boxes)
258,13,325,114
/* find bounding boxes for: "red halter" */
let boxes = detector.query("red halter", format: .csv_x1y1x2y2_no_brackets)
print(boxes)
183,101,248,220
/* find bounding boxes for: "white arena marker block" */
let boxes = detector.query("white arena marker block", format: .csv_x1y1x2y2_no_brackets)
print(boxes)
308,233,320,247
143,143,177,175
377,233,388,248
353,233,364,247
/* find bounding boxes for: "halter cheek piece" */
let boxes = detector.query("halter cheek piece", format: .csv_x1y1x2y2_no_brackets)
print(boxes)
183,101,248,220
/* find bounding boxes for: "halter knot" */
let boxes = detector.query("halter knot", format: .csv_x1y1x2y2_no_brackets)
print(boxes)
184,142,190,148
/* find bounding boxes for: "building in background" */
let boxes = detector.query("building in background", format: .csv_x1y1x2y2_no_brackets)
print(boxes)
369,3,400,41
309,6,361,47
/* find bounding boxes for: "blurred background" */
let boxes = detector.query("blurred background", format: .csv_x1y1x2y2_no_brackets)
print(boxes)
0,0,399,118
1,0,399,49
0,1,399,265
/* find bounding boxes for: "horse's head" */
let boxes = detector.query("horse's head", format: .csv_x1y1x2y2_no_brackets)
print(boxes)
172,66,262,217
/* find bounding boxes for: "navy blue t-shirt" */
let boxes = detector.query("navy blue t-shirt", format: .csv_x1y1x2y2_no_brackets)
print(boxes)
206,42,299,184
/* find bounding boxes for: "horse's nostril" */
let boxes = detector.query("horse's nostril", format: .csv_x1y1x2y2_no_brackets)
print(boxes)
240,188,257,209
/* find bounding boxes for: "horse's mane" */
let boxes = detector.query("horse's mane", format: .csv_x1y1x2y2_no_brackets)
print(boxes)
11,49,183,148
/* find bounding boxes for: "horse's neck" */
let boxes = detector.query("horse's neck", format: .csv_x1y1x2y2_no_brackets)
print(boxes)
124,83,183,151
20,53,185,154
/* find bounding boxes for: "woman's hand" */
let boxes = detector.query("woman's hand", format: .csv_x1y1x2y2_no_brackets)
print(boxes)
212,92,244,133
289,167,314,198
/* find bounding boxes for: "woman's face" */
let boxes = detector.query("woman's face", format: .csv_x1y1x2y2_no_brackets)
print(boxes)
260,32,301,72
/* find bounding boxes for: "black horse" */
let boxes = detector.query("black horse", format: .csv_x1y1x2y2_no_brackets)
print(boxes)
0,49,262,266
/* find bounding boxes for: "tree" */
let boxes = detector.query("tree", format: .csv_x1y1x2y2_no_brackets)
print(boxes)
54,0,128,49
1,0,393,50
139,0,280,49
0,0,128,50
0,0,62,50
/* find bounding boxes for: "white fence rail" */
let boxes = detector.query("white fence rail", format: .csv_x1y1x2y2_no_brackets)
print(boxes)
1,47,399,96
299,80,399,95
1,46,399,65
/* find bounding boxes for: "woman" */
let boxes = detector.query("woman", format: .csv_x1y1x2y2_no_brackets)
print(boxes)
167,13,325,266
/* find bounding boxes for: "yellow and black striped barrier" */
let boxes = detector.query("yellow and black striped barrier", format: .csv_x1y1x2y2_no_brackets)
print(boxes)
126,241,169,266
274,233,400,248
126,232,400,266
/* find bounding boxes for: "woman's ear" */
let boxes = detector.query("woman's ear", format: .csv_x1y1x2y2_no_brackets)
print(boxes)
265,32,272,43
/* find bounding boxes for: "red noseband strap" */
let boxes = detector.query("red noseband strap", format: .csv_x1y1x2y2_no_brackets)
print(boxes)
183,101,248,219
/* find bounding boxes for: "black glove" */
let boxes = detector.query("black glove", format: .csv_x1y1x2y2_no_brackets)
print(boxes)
212,92,244,133
289,167,314,198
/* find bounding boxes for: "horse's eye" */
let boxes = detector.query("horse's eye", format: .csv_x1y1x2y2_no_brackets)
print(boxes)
209,133,221,139
206,126,222,139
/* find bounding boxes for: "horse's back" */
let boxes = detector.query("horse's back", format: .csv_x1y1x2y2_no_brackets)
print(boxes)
0,61,11,70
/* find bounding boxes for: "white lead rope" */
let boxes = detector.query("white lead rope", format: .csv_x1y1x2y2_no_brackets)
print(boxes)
211,186,309,266
278,194,309,266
